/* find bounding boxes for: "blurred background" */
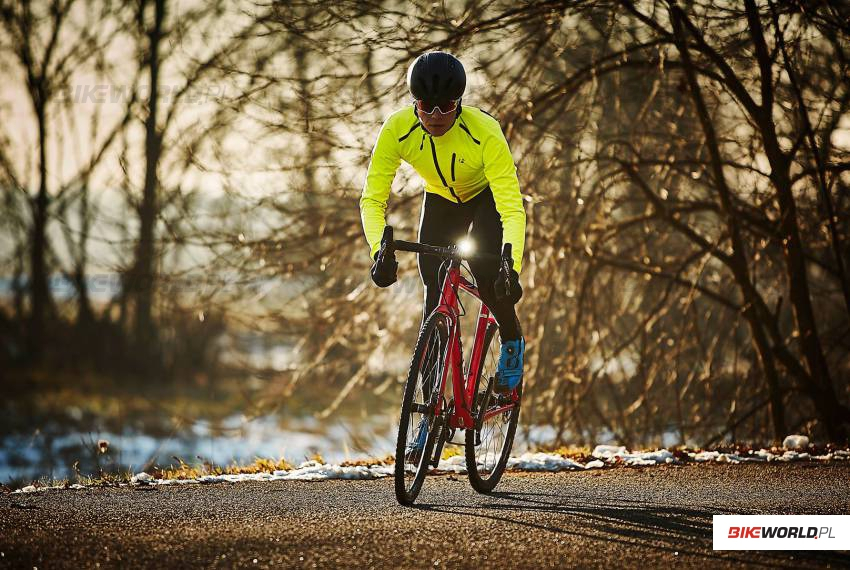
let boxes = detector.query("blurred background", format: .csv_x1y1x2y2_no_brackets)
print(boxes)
1,0,848,487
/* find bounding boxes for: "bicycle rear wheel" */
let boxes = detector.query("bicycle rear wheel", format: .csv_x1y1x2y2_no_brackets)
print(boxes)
395,311,450,505
465,324,522,493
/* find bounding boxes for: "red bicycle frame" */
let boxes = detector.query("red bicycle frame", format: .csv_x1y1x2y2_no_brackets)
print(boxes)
430,260,519,431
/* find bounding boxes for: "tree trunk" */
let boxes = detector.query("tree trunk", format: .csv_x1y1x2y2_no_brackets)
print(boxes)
75,184,95,329
669,5,788,441
28,87,51,363
743,0,848,440
769,159,848,440
131,0,165,351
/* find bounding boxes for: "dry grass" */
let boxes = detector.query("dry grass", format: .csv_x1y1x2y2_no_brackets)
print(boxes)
534,445,594,461
152,456,296,480
338,454,393,467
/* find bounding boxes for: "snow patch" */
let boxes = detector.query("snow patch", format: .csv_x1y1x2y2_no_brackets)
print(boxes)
592,445,675,466
783,434,810,450
507,452,585,471
135,459,398,486
776,450,810,462
592,445,627,459
13,444,850,493
436,455,468,473
131,472,154,484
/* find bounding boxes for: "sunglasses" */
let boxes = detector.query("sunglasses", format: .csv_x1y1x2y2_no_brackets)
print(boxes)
414,98,460,116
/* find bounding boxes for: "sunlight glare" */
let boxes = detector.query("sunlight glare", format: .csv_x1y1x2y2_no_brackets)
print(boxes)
457,237,475,256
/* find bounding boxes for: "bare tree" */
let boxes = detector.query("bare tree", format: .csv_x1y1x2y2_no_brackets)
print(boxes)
3,0,846,447
0,0,132,360
234,0,850,443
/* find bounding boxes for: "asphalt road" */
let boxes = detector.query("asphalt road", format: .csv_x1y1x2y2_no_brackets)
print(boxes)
2,463,849,569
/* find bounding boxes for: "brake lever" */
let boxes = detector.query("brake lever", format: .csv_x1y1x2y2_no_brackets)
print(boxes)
378,225,395,263
500,243,513,298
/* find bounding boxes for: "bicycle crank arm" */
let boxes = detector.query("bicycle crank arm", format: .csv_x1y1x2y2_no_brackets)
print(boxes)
474,375,496,432
429,416,447,468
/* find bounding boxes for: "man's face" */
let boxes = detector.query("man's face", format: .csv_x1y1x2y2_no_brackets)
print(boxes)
415,98,460,137
419,110,455,137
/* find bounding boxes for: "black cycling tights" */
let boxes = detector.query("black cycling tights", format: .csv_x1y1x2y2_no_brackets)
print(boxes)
417,187,522,342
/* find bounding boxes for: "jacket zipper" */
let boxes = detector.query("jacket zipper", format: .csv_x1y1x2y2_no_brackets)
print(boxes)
429,137,461,203
458,121,480,145
451,153,456,182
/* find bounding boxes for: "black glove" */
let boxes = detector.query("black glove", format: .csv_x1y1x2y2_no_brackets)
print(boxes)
370,249,398,288
495,266,523,304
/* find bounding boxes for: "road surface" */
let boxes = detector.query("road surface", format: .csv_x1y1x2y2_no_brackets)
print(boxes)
2,463,849,568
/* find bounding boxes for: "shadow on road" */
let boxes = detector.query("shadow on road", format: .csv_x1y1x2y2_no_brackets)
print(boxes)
414,490,850,568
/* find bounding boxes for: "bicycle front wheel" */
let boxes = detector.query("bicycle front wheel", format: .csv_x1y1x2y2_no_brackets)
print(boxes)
465,324,522,493
394,311,450,505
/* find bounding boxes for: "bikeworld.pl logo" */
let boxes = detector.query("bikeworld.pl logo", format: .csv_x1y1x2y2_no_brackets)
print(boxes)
714,516,848,550
727,526,836,540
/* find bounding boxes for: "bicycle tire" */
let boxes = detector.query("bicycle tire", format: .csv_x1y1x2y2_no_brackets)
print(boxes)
465,324,522,493
394,311,450,505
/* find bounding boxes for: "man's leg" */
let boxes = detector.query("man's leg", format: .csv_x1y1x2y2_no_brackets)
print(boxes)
467,189,522,342
467,187,524,393
417,192,473,327
409,193,473,454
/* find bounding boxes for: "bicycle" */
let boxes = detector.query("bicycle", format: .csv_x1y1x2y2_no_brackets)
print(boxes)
374,226,522,505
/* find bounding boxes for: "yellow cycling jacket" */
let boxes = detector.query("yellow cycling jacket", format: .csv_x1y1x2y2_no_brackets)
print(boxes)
359,105,526,273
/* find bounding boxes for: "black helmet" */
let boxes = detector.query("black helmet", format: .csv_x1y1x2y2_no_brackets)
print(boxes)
407,52,466,104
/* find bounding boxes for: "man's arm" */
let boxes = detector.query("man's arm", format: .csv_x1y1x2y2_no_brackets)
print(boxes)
360,117,401,260
483,126,526,273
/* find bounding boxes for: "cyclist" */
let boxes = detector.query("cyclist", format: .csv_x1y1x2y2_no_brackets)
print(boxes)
360,51,526,400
